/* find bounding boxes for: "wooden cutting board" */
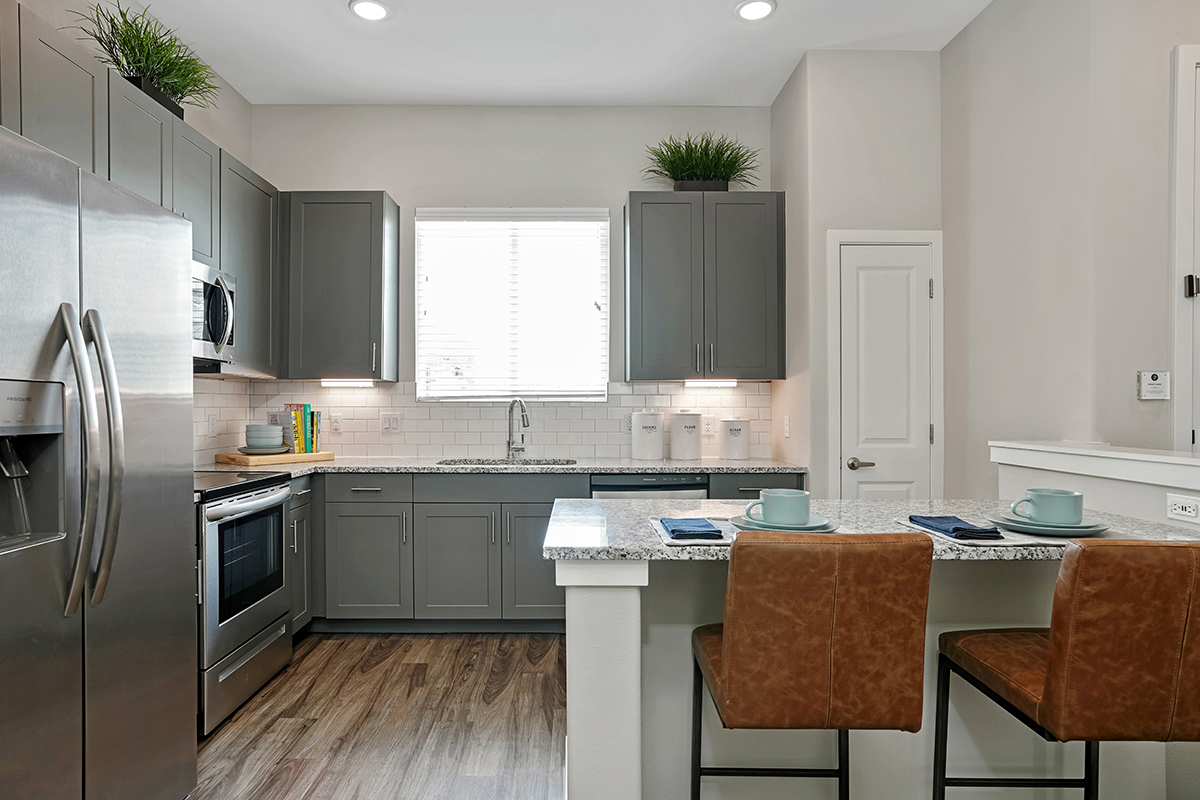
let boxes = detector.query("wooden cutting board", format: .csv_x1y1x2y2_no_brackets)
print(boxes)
214,451,335,467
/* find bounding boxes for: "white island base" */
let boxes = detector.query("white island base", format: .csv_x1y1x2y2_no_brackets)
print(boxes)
549,500,1185,800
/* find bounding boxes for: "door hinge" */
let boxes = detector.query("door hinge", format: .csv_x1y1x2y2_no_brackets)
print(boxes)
930,424,935,444
1187,275,1200,298
929,278,934,299
1193,429,1196,446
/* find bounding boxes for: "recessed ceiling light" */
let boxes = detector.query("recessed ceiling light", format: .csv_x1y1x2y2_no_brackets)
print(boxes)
349,0,389,21
736,0,776,21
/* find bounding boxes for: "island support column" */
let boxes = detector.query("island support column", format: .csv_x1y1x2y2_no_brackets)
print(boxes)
557,560,649,800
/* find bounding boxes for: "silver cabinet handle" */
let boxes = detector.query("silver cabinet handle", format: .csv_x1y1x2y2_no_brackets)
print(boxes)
709,343,715,372
350,486,383,492
83,310,125,607
505,511,511,544
291,520,298,552
491,511,496,544
293,488,311,497
213,273,234,354
402,510,407,544
737,487,769,492
695,343,701,374
372,342,377,372
846,457,876,471
60,304,101,618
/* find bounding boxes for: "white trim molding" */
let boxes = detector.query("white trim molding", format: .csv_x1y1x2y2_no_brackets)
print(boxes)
1171,46,1200,452
826,230,945,500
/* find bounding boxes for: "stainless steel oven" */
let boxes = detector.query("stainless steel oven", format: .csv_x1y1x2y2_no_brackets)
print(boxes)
192,262,234,363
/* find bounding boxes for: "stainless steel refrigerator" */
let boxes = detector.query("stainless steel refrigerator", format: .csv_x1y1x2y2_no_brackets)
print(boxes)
0,126,197,799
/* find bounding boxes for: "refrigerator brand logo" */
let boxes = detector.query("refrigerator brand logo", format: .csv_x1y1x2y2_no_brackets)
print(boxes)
6,396,31,402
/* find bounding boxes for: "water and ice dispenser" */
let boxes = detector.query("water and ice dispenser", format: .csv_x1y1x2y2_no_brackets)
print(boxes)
0,379,65,552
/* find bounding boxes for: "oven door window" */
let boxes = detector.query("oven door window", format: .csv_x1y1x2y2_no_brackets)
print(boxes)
218,505,283,624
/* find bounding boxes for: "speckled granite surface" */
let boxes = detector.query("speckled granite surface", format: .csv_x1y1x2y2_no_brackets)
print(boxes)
202,456,806,477
542,499,1200,562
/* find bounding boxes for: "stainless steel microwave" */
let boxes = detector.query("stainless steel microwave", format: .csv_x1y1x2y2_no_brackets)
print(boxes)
192,263,235,363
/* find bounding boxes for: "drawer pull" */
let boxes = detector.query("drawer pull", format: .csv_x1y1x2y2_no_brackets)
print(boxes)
738,487,770,492
350,487,383,492
293,489,311,497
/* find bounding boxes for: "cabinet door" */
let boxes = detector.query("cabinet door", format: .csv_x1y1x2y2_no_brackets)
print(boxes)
413,503,501,619
325,502,413,619
220,151,280,377
288,502,312,630
107,72,172,206
626,192,704,380
501,503,564,619
172,121,219,267
17,6,107,175
704,192,784,379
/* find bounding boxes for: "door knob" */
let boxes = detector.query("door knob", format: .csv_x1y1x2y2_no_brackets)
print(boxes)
846,457,876,471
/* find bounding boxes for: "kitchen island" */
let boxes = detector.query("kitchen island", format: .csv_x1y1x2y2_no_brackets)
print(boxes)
545,499,1199,800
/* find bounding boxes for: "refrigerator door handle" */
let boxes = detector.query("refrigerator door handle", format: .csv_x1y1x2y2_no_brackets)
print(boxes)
83,309,124,606
60,303,101,617
213,273,234,354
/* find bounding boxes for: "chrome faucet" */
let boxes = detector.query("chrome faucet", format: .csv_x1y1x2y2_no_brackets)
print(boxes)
507,398,530,460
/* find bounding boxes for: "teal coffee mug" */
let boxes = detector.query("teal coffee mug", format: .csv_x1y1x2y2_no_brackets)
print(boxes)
1011,488,1083,525
746,488,811,526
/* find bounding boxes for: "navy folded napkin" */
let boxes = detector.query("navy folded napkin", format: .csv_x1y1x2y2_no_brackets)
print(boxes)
909,515,1003,540
660,517,724,540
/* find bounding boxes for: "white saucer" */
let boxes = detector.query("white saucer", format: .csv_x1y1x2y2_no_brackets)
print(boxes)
238,445,290,455
998,511,1102,529
985,513,1108,538
730,514,836,533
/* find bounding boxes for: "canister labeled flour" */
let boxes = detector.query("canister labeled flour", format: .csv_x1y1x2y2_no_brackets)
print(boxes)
670,410,702,460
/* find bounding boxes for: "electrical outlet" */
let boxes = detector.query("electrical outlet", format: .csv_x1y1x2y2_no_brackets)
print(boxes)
1168,493,1200,523
207,413,218,438
784,415,790,438
702,415,716,435
381,412,402,432
330,413,343,433
625,414,633,433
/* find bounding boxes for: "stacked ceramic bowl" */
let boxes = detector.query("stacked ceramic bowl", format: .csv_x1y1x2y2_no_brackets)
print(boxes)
243,424,285,454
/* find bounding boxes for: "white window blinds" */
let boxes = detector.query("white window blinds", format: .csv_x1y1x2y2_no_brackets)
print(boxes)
415,209,610,401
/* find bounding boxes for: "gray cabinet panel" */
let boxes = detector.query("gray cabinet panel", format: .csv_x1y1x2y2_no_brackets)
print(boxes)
413,473,588,504
704,193,784,379
707,472,803,499
1,0,20,130
413,503,501,619
220,151,280,377
626,192,704,380
17,6,107,175
286,191,399,381
288,501,312,630
107,72,172,206
325,502,413,619
172,121,219,267
501,503,564,619
324,473,412,503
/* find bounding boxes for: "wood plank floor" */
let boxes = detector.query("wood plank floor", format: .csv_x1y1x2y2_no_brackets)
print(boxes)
195,633,566,800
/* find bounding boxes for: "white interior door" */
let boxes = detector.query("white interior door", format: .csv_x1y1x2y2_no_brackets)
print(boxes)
840,244,932,499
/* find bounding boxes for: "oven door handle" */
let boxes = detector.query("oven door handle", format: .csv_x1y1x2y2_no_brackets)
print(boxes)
205,486,291,523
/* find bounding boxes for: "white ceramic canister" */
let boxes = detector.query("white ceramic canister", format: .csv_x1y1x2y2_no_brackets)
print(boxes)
669,410,703,460
630,410,664,461
720,418,749,460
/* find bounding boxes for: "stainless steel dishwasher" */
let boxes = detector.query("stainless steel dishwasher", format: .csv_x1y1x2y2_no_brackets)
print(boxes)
590,474,708,499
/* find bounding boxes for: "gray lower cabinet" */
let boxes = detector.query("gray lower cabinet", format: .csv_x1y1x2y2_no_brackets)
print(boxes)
172,121,219,267
288,501,312,631
107,71,172,207
413,503,502,620
708,472,805,499
220,151,281,377
501,503,564,619
13,5,108,176
325,502,413,619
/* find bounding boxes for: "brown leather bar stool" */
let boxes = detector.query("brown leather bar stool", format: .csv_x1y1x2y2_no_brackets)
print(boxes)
691,531,934,799
934,539,1200,799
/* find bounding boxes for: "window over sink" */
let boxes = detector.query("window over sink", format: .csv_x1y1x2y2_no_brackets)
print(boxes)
414,208,610,401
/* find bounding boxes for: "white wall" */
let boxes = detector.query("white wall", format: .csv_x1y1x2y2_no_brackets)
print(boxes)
769,50,942,496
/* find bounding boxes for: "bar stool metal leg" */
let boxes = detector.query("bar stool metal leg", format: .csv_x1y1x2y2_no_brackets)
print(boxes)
933,655,951,800
1083,740,1099,800
838,729,850,800
691,659,703,800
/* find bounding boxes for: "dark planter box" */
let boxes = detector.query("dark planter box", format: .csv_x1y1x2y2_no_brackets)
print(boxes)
673,180,729,191
125,76,184,120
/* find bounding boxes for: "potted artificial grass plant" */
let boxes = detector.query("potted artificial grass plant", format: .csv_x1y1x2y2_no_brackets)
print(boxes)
643,132,761,191
73,1,219,119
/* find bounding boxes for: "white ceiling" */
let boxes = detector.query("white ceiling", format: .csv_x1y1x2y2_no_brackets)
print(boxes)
148,0,993,107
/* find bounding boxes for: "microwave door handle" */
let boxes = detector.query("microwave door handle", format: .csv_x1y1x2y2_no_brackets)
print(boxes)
59,304,101,618
213,273,233,354
205,486,292,523
83,310,124,607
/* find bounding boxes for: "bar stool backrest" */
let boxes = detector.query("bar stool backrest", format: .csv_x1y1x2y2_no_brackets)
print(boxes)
720,532,933,731
1041,539,1200,742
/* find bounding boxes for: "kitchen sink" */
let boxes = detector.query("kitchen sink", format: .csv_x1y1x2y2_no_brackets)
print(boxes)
436,458,578,466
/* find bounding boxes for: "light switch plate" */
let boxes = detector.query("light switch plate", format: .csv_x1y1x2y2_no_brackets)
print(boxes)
1137,371,1170,400
784,415,790,438
381,412,402,432
207,413,218,438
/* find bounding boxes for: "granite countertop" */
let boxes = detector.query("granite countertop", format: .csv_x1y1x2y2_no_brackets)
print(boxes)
542,498,1200,562
204,456,806,477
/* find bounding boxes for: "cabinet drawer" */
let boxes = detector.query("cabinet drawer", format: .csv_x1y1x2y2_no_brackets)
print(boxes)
289,475,312,509
708,473,803,499
325,473,413,503
413,474,589,504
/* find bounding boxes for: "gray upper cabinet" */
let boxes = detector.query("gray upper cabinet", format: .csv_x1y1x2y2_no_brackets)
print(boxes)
221,151,280,377
107,72,172,207
626,190,785,381
413,503,502,620
284,191,399,381
501,503,564,620
172,121,219,267
626,192,704,380
0,0,18,129
325,502,413,619
15,6,108,176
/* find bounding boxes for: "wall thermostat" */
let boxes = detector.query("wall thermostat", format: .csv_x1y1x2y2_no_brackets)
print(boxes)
1137,371,1170,400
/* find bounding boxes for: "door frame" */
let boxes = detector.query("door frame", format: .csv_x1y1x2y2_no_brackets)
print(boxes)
1170,46,1200,452
826,230,945,499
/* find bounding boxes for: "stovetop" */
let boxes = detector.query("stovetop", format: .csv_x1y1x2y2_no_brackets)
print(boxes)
194,470,291,502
